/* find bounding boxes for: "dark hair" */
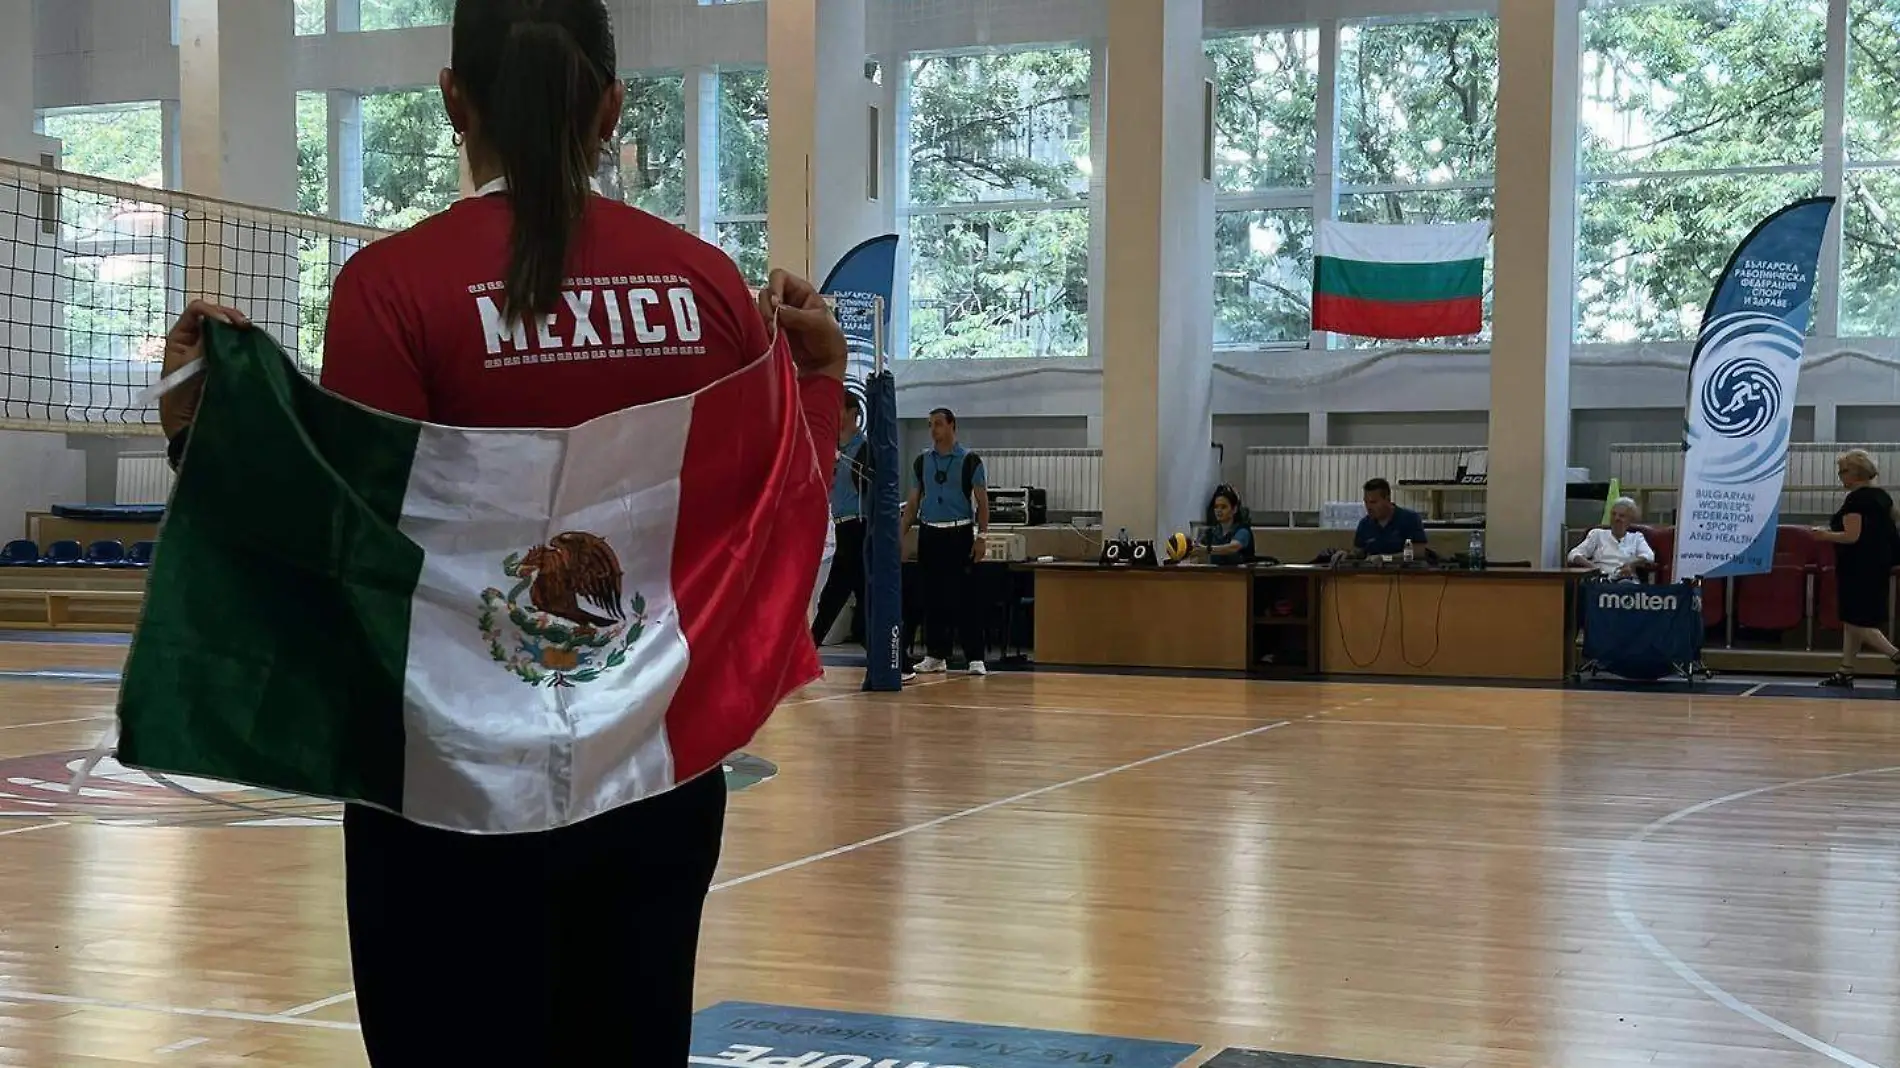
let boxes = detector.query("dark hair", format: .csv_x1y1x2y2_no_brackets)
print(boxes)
1211,486,1242,514
929,407,957,427
1364,478,1393,500
452,0,616,322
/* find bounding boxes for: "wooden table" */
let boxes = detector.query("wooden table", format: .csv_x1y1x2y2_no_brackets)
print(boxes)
1020,562,1324,673
1318,567,1579,680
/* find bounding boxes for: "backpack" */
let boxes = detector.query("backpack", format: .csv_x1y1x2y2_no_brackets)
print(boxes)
914,450,983,501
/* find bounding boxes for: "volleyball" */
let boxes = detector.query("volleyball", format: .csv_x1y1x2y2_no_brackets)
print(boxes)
1164,532,1192,562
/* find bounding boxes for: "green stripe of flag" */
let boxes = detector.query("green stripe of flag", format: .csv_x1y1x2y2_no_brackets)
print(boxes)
118,324,423,809
1314,257,1484,305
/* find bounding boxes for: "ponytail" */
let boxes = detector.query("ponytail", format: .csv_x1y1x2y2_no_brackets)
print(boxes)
451,1,616,323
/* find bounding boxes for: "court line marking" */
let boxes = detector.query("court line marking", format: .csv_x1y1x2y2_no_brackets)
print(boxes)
0,820,66,838
1739,682,1769,697
0,715,113,732
154,1036,210,1054
0,988,360,1031
267,696,1297,1021
710,717,1296,893
277,989,357,1018
1608,764,1900,1068
1313,718,1508,731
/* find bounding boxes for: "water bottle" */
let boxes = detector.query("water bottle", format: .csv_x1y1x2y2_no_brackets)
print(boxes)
1402,540,1415,564
1117,527,1129,544
1468,529,1484,571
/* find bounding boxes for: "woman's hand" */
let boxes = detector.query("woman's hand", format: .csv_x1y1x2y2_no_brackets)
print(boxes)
758,270,848,382
159,300,249,438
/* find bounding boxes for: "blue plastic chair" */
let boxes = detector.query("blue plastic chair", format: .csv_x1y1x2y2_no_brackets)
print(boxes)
85,540,127,568
127,541,156,568
44,540,84,567
0,540,39,567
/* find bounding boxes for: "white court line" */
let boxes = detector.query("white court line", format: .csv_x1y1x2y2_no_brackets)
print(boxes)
1608,764,1900,1068
1314,719,1508,731
0,715,112,732
711,718,1294,893
777,674,963,709
0,820,66,838
154,1036,210,1054
0,988,359,1031
1739,682,1769,697
277,990,357,1018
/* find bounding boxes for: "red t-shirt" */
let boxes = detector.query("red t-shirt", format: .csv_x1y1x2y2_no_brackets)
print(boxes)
319,192,838,443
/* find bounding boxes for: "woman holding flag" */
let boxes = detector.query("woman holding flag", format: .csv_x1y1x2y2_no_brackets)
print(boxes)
154,0,847,1062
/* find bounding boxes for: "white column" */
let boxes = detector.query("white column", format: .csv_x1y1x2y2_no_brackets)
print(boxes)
1100,0,1216,543
1814,403,1839,443
1818,0,1848,339
1486,0,1581,566
177,0,298,208
684,67,712,238
1086,39,1108,364
1311,18,1341,352
767,0,879,279
328,92,364,222
1308,412,1330,448
0,0,34,158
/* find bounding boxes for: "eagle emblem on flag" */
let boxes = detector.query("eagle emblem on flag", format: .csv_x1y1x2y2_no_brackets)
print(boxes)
478,532,648,688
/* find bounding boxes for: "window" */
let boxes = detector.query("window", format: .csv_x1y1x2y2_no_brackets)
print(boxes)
294,0,325,35
36,104,170,368
358,0,453,31
603,75,687,221
906,47,1091,360
1334,17,1499,346
359,88,460,230
715,69,769,282
38,103,166,187
1338,18,1498,188
1576,0,1825,342
1845,0,1900,335
296,92,328,217
1209,30,1319,347
1209,30,1319,193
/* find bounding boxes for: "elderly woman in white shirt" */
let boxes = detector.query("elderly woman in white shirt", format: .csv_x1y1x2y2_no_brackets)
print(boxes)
1568,497,1656,578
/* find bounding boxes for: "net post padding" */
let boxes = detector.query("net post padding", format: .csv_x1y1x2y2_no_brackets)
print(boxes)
861,295,903,692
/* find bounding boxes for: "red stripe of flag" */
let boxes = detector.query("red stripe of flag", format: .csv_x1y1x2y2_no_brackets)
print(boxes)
665,339,836,784
1313,292,1482,340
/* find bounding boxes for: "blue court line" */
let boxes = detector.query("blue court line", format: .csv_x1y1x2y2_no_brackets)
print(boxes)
0,631,131,646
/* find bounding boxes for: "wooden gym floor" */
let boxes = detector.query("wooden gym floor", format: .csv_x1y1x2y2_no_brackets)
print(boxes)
0,636,1896,1067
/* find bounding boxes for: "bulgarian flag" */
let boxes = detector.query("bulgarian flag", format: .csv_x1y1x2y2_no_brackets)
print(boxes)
115,323,832,834
1312,220,1490,339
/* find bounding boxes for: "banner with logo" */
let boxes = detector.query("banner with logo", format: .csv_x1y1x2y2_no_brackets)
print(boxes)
820,234,899,387
1676,197,1835,580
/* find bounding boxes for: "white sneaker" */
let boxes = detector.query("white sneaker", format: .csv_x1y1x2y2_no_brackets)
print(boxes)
967,660,988,677
915,657,947,674
900,669,917,683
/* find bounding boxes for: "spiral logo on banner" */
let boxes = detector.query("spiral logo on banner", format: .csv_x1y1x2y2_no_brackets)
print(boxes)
1700,355,1781,438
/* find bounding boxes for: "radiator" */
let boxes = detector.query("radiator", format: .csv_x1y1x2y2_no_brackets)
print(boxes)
1243,445,1478,517
115,453,174,505
981,449,1101,514
1608,442,1900,519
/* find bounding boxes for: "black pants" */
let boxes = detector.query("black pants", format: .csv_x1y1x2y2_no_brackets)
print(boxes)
914,523,984,665
811,518,866,645
344,770,727,1065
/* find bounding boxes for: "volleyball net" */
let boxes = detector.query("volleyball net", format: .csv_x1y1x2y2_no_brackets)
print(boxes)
0,155,387,433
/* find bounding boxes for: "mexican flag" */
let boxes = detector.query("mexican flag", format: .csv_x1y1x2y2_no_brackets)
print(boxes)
1312,221,1489,339
116,323,832,834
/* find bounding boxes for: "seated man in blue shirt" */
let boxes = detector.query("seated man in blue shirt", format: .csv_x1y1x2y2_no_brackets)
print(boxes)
1354,477,1428,557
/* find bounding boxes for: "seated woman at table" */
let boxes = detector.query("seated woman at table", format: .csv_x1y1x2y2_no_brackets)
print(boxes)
1566,497,1655,579
1199,486,1255,566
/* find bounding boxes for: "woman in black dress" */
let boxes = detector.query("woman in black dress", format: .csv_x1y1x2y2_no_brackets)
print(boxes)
1813,448,1900,688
